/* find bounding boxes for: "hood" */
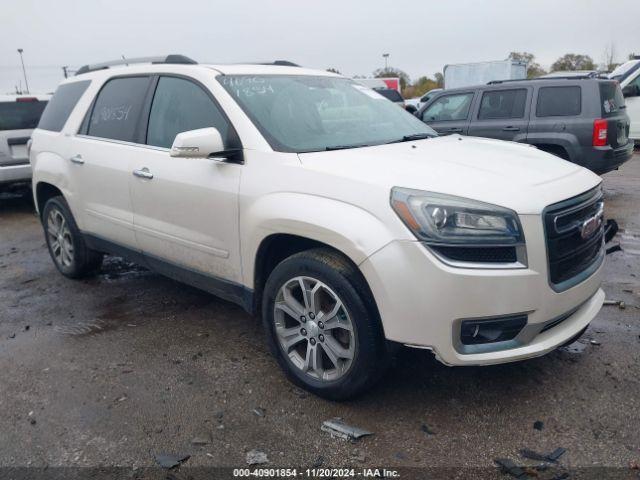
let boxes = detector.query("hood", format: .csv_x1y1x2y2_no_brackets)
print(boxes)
298,135,601,214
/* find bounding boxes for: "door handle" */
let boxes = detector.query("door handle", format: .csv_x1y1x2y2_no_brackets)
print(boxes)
502,126,520,132
447,127,463,133
133,168,154,179
70,154,84,165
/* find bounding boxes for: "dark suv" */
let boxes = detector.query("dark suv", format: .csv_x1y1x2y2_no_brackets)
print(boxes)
416,77,633,174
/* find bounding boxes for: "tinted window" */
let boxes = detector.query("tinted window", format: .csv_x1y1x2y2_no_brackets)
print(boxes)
536,86,581,117
0,100,48,131
599,82,625,116
87,77,150,142
375,89,403,103
422,93,474,122
147,76,230,149
38,80,90,132
478,89,527,119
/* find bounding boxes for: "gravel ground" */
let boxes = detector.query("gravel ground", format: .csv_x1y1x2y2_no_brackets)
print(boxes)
1,154,639,479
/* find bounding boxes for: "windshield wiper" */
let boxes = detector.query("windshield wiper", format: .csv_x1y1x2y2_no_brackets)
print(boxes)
325,144,370,151
386,133,434,144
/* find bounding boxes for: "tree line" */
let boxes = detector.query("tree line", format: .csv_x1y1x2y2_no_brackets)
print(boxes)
329,50,637,99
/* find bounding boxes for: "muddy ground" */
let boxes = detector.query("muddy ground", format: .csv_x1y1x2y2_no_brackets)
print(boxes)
1,154,639,479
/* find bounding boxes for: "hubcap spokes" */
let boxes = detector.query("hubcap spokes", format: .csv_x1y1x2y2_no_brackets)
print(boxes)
274,276,355,381
47,209,74,268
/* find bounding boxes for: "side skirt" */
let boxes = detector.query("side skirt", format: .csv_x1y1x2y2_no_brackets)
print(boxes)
84,233,254,314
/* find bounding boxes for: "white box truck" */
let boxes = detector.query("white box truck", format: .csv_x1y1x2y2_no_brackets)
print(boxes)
444,60,527,89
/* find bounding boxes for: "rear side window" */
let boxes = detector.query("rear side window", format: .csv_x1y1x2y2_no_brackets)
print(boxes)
599,82,625,116
478,89,527,120
87,76,150,142
375,89,403,103
536,86,581,117
146,76,230,149
0,100,48,131
39,81,90,132
422,93,474,122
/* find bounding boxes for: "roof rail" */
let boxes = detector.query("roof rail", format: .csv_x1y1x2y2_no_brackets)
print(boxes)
75,54,197,76
487,72,608,84
259,60,300,67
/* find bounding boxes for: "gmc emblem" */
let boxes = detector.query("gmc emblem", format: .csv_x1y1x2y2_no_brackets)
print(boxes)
580,207,604,240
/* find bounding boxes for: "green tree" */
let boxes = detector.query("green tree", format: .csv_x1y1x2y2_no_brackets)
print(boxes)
508,52,546,78
404,76,439,99
434,72,444,88
372,67,410,91
551,54,596,72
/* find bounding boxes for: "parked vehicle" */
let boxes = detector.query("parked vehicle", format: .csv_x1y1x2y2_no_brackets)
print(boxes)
405,88,443,113
373,88,405,108
444,60,526,89
32,55,606,399
417,77,633,174
617,62,640,142
0,94,50,191
609,57,640,83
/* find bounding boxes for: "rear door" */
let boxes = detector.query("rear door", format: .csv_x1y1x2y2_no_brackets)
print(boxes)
70,75,152,248
467,87,531,142
0,98,47,169
419,91,476,135
130,74,243,284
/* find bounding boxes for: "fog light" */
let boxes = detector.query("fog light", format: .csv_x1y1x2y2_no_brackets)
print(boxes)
460,315,527,345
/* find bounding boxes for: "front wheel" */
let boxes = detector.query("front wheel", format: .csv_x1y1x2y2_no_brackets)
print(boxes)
262,249,388,400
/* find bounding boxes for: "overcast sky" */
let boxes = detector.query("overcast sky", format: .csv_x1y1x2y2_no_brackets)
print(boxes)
1,0,639,93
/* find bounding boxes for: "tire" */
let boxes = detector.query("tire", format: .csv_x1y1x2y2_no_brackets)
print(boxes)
262,248,388,400
42,196,103,279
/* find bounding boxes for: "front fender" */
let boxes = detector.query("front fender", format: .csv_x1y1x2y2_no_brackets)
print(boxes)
241,192,401,287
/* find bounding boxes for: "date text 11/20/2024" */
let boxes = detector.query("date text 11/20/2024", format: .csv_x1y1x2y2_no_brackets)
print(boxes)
232,468,401,478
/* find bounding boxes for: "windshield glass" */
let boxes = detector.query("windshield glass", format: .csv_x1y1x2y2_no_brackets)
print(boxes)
218,75,436,153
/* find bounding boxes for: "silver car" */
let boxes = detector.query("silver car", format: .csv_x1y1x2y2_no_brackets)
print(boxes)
0,94,50,191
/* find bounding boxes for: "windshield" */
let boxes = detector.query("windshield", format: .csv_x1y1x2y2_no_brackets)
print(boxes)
218,75,436,153
609,60,640,82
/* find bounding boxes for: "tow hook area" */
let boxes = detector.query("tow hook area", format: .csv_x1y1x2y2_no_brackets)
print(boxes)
604,219,621,255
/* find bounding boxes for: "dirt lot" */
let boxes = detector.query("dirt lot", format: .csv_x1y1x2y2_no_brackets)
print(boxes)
1,155,639,479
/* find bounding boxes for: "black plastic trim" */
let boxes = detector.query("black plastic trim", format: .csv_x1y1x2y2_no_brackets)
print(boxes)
83,233,254,313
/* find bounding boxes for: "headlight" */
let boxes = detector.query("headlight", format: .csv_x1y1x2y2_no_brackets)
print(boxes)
391,188,526,267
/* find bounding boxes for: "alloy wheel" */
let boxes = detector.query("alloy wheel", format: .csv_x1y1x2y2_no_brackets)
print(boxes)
46,208,74,268
274,276,356,382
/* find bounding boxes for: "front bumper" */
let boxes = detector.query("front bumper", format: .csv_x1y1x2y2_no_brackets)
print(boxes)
0,163,32,186
359,214,604,366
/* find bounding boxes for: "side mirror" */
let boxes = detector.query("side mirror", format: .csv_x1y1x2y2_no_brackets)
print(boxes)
170,127,227,159
622,84,639,98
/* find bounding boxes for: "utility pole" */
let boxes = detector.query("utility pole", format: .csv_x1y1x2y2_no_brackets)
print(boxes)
382,53,390,70
17,48,30,94
62,66,69,79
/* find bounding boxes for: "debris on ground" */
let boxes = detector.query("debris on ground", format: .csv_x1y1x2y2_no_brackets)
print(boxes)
494,458,527,478
252,407,265,417
589,339,601,346
421,423,436,435
321,418,373,441
603,299,626,309
246,449,269,465
8,333,15,339
562,342,587,354
519,447,566,463
312,455,324,468
533,420,544,431
153,453,190,469
191,433,212,445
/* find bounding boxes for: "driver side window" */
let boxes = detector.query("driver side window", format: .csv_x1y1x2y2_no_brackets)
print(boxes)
146,76,230,149
422,93,474,122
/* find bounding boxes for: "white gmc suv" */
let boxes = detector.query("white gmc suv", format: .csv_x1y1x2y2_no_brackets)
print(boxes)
30,56,606,399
